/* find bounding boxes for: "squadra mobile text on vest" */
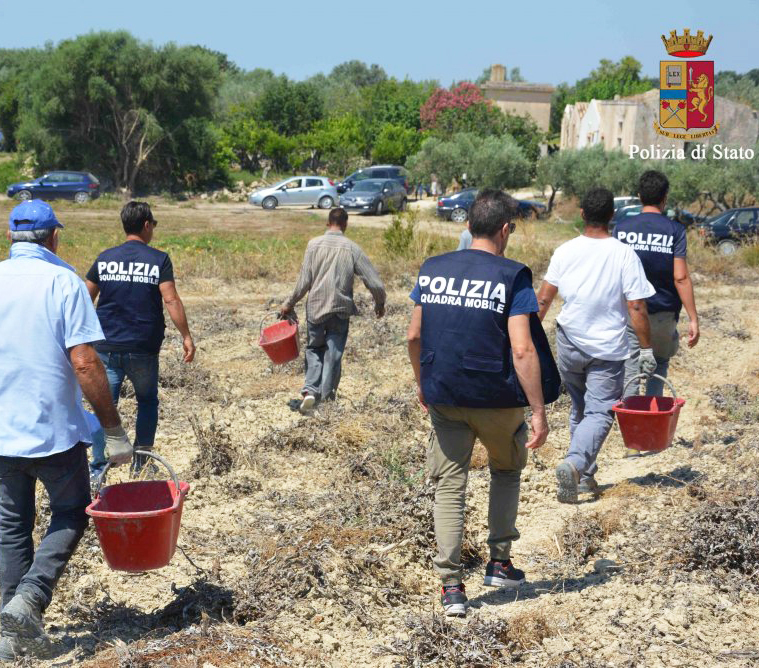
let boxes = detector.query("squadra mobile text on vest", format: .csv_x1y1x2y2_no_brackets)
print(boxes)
628,144,754,160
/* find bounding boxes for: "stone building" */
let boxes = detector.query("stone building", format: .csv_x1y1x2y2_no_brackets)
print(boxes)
481,64,554,133
560,89,759,152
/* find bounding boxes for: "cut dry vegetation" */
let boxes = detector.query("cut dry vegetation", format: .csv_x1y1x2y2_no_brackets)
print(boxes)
2,201,757,667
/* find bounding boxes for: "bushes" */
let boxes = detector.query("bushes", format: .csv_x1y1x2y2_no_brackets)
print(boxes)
0,155,26,190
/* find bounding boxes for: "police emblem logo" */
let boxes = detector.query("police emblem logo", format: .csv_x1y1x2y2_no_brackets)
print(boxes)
655,29,719,139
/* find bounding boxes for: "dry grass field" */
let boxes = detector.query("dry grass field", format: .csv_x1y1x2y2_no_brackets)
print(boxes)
0,198,758,667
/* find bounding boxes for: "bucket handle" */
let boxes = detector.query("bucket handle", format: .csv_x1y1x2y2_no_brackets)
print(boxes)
259,311,297,337
621,373,677,400
94,450,181,499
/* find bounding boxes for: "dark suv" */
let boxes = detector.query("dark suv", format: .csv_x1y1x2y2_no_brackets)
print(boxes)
696,207,759,255
6,171,101,203
336,165,410,194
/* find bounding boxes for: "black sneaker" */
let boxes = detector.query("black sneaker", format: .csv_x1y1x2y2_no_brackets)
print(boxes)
440,584,468,617
483,559,526,589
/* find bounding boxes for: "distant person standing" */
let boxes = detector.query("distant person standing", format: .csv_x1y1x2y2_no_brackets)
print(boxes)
430,174,440,198
85,202,195,474
280,208,385,412
457,224,473,250
613,170,699,402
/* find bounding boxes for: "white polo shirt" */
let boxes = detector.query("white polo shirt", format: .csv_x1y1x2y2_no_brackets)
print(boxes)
0,243,104,457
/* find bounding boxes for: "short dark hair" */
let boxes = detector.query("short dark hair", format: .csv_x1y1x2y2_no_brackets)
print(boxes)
121,201,155,235
581,187,614,226
638,170,669,206
328,207,348,227
469,189,519,238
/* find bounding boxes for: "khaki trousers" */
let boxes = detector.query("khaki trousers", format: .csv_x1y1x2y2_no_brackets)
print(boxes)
427,404,528,585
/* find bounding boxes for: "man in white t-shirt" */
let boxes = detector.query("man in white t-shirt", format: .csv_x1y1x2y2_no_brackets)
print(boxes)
537,188,656,503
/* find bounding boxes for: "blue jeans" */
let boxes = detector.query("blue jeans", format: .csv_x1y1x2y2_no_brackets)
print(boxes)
0,443,90,610
557,327,624,480
302,316,350,401
94,352,159,471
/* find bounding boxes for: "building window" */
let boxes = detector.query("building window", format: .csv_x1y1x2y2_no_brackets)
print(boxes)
618,121,623,132
617,138,622,147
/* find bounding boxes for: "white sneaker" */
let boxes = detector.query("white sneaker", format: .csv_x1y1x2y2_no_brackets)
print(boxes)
299,394,316,413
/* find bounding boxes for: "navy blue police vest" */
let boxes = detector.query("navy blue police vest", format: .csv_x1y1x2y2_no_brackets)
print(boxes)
418,250,560,409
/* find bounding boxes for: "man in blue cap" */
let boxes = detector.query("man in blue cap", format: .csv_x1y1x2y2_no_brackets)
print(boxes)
0,200,132,661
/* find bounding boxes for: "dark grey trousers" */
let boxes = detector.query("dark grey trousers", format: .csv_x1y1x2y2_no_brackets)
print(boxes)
0,443,90,610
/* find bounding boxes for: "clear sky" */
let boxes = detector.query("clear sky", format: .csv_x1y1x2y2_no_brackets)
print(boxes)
0,0,755,85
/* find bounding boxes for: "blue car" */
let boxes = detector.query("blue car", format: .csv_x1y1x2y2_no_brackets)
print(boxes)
6,171,100,203
436,188,547,223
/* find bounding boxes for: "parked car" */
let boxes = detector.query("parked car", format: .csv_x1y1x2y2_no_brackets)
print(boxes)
614,196,641,211
6,171,100,203
435,189,547,222
336,165,411,194
610,204,702,233
517,199,547,219
696,207,759,255
435,188,478,222
248,176,337,210
610,204,643,229
339,179,407,215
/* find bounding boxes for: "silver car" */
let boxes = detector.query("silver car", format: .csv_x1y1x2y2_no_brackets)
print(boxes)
248,176,337,210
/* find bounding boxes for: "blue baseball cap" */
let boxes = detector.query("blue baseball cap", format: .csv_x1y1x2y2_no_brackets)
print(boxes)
9,200,64,232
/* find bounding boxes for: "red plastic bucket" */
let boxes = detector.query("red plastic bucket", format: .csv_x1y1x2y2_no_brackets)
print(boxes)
612,374,685,452
86,451,190,572
259,316,300,365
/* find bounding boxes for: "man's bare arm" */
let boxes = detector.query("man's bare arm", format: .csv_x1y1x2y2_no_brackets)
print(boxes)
627,299,652,348
85,279,100,302
536,281,559,322
159,281,195,363
406,305,426,410
507,314,548,449
69,343,120,429
673,257,699,348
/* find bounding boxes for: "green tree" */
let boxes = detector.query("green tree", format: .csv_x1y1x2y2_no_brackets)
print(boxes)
715,71,759,110
407,133,530,191
535,146,639,211
467,135,531,190
17,32,223,193
371,123,422,165
329,60,387,88
255,76,324,136
502,112,543,171
359,79,433,136
215,68,277,120
300,114,368,175
0,48,47,151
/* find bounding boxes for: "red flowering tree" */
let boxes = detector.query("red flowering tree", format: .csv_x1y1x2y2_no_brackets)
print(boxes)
419,82,504,138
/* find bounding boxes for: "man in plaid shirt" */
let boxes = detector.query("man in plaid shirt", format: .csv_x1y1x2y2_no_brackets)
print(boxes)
280,208,385,412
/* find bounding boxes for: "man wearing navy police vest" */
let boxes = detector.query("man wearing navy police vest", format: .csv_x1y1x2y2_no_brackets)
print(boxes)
85,202,195,475
407,189,559,617
614,170,699,413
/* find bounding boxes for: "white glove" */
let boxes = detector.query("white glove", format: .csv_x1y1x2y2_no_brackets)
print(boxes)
104,425,133,466
638,348,657,377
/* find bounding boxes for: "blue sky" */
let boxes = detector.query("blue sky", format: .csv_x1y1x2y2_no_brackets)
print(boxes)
0,0,754,85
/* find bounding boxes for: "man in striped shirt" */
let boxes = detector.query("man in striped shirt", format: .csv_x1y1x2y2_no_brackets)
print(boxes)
280,208,386,412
